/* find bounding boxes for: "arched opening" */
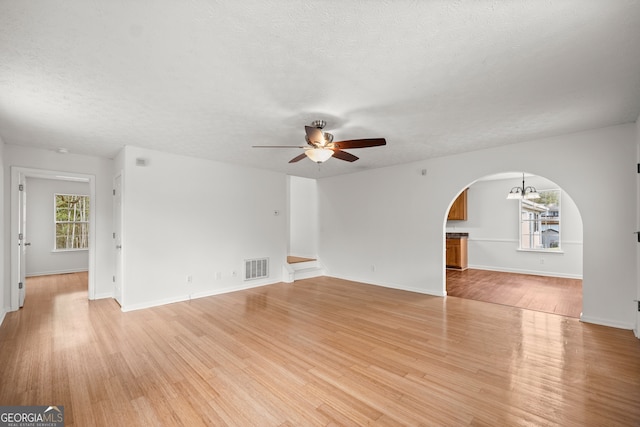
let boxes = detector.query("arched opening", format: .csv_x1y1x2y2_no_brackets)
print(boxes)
444,172,583,318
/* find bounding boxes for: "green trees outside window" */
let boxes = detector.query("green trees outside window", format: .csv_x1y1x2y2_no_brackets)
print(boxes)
55,194,89,250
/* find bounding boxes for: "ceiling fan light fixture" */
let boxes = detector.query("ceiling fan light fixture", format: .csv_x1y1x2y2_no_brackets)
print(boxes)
305,148,334,163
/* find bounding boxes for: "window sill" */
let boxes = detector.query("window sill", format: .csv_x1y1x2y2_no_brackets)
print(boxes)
52,248,89,253
517,248,564,254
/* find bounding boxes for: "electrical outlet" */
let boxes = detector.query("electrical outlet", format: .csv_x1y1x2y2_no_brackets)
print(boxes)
186,275,192,283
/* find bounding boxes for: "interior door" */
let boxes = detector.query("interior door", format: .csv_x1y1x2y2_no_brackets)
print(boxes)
113,174,123,306
18,176,27,307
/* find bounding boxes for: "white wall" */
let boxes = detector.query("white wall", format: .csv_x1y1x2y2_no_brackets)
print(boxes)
319,123,637,330
636,115,640,338
3,145,114,301
0,140,5,321
116,146,287,311
288,175,318,258
446,175,583,278
25,177,90,276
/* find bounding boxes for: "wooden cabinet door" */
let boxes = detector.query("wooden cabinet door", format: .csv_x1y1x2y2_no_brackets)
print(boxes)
447,189,468,221
446,239,459,268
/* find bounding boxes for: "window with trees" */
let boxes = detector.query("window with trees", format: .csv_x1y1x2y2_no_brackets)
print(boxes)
55,194,89,250
519,189,560,251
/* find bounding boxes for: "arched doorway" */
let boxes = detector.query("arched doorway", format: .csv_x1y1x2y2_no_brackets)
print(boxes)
444,172,583,318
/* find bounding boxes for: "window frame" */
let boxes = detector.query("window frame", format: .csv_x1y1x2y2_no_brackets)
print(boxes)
54,193,90,252
517,188,562,253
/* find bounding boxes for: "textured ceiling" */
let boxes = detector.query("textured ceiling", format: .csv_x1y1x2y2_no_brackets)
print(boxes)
1,1,640,178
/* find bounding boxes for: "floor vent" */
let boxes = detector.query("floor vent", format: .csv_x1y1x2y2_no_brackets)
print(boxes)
244,258,269,281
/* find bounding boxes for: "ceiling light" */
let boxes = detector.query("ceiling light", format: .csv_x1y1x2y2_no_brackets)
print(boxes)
507,173,540,200
305,148,334,163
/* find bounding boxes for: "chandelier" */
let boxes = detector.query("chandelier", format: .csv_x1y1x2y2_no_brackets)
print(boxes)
506,173,540,200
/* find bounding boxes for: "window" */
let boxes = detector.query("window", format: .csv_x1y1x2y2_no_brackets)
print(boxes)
55,194,89,250
519,189,560,251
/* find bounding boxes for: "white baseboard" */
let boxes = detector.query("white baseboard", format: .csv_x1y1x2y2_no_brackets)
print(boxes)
580,314,634,331
0,308,7,327
26,268,89,277
93,292,114,300
120,279,281,312
326,274,446,297
469,264,583,280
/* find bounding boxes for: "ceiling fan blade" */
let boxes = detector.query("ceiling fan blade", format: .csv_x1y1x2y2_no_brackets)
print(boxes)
288,153,308,163
305,126,325,146
333,138,386,149
252,145,307,148
332,149,359,162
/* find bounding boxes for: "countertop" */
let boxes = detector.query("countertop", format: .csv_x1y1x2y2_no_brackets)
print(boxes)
446,232,469,239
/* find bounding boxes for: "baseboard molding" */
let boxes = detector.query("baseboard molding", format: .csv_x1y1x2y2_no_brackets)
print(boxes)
469,265,583,280
26,268,89,277
580,314,634,331
93,292,114,300
326,274,446,297
0,308,7,328
120,279,281,312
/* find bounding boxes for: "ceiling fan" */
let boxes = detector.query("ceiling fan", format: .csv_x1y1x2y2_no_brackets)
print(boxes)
252,120,386,163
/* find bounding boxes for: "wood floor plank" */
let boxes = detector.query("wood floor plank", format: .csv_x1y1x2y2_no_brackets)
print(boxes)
447,268,582,317
0,273,638,426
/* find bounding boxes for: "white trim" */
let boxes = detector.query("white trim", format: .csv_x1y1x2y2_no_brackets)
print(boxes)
468,237,582,246
120,279,280,312
26,268,89,277
468,265,583,280
580,314,635,330
516,248,565,254
0,308,6,327
10,167,97,312
326,274,445,297
93,292,114,300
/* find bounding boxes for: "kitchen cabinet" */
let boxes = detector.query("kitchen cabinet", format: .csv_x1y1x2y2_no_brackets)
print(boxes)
446,234,468,270
447,189,468,221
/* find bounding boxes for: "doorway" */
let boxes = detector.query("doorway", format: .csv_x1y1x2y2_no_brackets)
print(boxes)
10,167,96,311
444,172,583,317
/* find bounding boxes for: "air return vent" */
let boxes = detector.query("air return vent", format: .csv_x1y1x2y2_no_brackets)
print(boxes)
244,258,269,281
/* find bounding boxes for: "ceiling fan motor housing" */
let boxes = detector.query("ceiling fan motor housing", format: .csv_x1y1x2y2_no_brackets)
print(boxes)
310,119,326,129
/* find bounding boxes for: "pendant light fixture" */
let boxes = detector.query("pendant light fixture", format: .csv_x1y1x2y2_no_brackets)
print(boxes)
507,173,540,200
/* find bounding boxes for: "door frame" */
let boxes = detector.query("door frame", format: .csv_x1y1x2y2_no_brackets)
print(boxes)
10,166,96,310
113,171,124,306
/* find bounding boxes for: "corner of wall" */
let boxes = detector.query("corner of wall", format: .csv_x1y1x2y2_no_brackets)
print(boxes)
0,137,5,317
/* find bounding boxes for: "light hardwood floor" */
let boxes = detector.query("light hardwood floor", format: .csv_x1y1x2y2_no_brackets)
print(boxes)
446,269,582,318
1,273,639,426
